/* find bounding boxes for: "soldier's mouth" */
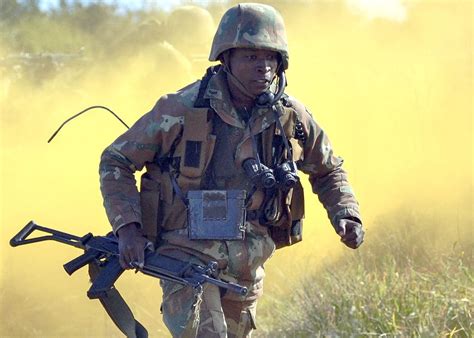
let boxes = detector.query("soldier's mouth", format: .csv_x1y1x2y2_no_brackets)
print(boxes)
252,79,271,89
249,79,272,93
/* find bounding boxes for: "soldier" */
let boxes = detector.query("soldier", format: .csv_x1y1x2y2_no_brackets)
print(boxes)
99,3,364,338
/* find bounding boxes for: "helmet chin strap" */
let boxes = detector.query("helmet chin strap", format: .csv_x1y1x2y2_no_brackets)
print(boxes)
224,66,256,101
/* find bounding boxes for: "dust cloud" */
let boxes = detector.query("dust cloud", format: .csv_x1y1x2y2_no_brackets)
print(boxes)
1,0,472,336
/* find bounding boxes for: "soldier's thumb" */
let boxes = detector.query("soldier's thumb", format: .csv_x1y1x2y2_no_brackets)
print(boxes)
335,220,347,237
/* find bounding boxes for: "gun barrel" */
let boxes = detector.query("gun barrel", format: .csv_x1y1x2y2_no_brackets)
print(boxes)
198,274,248,296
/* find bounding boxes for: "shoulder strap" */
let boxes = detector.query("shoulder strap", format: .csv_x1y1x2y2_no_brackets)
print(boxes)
279,94,306,143
194,65,221,108
155,65,221,204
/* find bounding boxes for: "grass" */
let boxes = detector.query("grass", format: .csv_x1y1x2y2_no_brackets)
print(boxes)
258,209,473,337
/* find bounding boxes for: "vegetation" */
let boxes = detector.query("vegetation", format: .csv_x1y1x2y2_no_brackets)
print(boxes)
1,1,472,337
258,210,473,337
1,0,160,54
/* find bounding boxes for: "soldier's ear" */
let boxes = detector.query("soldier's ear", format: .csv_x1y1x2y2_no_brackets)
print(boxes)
278,53,283,69
219,50,232,70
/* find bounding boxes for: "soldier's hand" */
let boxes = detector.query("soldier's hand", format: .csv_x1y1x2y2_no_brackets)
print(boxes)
335,218,364,249
117,222,153,270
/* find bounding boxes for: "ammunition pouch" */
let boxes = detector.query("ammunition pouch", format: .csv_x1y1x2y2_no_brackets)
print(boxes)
268,179,305,249
187,190,247,240
139,172,162,243
254,103,305,249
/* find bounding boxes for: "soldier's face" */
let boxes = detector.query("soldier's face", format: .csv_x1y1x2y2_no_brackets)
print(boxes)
228,48,279,97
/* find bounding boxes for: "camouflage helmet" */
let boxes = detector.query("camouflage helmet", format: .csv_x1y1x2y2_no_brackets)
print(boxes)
209,3,289,69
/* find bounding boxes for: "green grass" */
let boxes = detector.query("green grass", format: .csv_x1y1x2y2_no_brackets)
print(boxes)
258,210,473,337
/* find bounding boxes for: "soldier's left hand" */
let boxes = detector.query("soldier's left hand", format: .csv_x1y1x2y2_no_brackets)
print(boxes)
335,218,364,249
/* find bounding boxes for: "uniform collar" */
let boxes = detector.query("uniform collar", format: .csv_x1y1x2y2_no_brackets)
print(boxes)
204,68,245,128
204,68,280,132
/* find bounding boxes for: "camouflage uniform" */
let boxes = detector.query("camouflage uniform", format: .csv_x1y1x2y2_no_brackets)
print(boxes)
99,4,361,338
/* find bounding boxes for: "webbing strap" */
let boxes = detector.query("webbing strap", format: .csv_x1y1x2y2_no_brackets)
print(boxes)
163,65,221,206
99,288,148,338
170,171,188,207
194,65,221,108
273,106,293,160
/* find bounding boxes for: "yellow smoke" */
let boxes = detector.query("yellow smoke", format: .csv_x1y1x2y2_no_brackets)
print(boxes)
1,0,472,336
346,0,408,22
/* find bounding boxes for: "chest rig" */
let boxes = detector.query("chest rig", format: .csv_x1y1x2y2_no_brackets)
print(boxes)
141,66,305,249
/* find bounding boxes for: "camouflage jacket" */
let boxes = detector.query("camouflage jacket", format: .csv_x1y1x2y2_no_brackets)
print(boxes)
99,67,361,246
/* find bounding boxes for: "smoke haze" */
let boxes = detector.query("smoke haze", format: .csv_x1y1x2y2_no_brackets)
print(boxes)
1,0,472,336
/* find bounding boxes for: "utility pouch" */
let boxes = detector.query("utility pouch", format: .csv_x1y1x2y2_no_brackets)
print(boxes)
140,172,161,243
187,190,247,240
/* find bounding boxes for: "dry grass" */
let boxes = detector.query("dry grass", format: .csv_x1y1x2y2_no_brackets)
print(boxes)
257,209,473,337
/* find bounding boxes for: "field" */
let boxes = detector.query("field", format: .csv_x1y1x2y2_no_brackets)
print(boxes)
258,207,473,337
1,1,472,337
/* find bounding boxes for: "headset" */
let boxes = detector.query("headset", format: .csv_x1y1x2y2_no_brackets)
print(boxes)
255,68,287,108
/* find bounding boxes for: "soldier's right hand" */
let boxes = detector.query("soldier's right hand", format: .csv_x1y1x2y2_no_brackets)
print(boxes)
117,222,153,270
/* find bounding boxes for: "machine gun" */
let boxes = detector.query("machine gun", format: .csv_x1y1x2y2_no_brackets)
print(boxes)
10,221,248,298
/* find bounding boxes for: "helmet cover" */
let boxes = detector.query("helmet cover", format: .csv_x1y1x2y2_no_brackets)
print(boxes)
209,3,289,69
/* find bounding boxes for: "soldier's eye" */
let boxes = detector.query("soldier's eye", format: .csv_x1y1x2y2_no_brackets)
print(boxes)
246,55,257,61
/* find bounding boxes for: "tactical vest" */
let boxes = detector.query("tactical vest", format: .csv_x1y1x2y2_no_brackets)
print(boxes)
140,67,305,249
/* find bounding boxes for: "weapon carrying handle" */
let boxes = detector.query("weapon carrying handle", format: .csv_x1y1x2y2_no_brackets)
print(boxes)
10,221,37,247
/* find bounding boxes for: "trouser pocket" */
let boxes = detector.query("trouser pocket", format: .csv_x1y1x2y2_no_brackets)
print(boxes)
222,298,258,338
235,307,257,337
160,280,202,338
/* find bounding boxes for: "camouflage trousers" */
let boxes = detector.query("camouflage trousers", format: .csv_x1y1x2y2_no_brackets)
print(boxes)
158,223,275,337
160,280,258,338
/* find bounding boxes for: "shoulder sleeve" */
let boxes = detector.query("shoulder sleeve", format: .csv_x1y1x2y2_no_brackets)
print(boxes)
99,94,185,234
287,96,362,228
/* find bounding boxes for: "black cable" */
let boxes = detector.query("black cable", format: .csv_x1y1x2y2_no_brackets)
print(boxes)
48,105,129,143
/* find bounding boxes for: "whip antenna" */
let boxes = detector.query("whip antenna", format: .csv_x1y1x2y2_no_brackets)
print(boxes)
48,105,129,143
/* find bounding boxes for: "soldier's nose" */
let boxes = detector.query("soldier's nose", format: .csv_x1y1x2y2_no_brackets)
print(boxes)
256,60,272,73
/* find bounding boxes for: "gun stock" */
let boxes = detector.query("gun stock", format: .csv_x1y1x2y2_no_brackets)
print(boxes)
10,221,37,246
